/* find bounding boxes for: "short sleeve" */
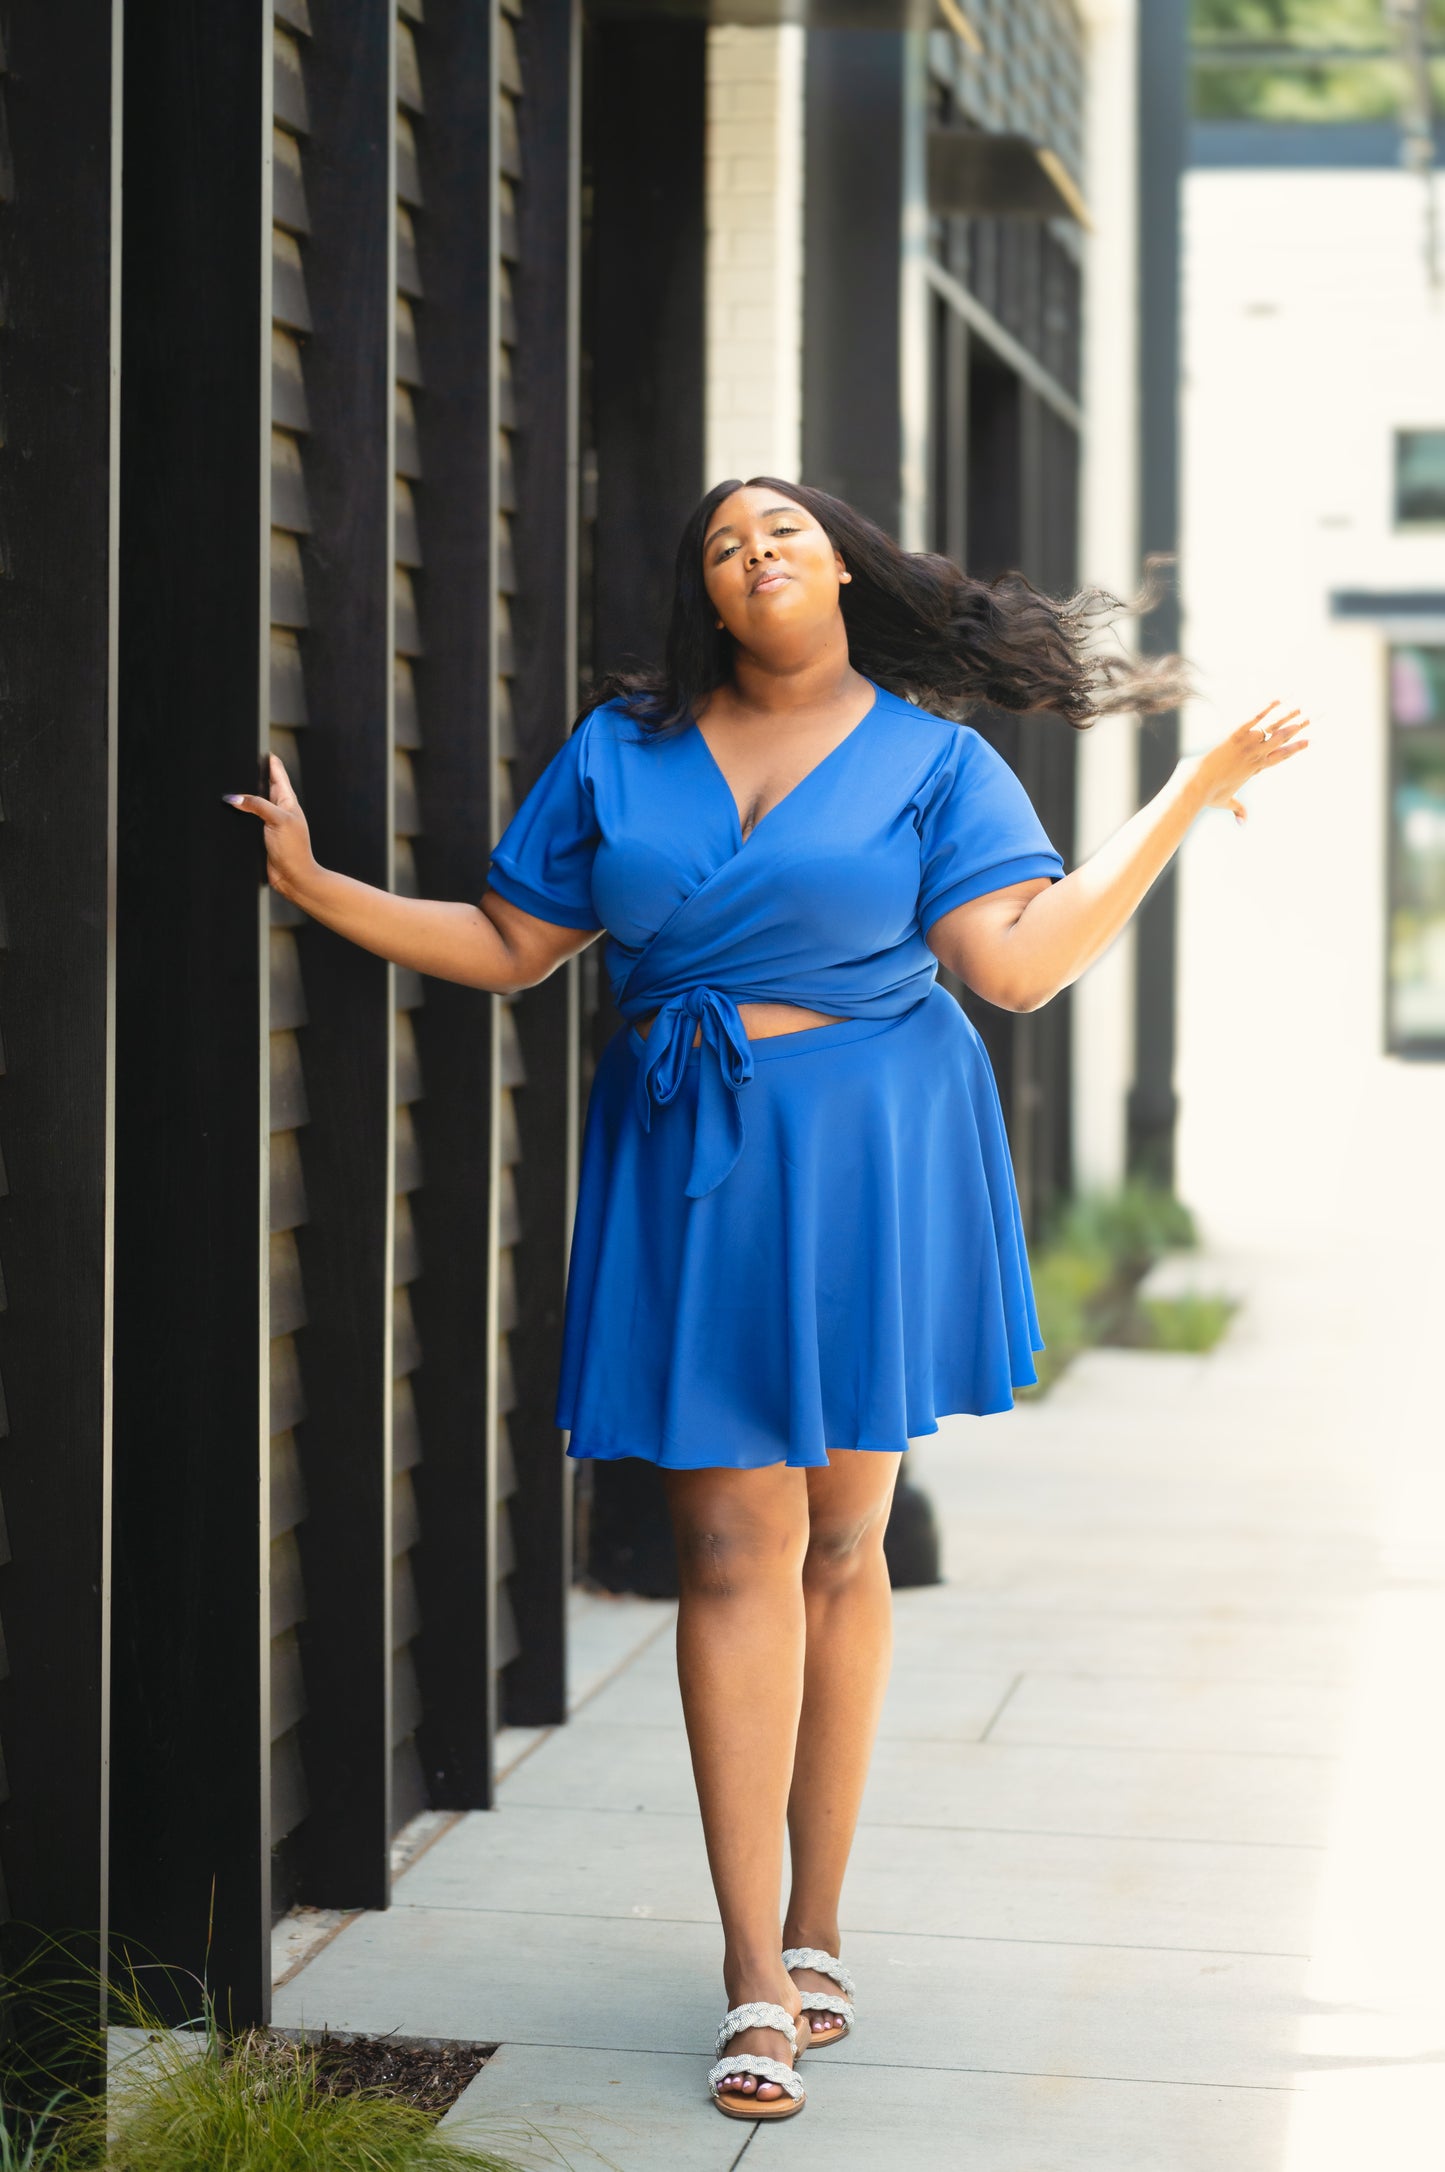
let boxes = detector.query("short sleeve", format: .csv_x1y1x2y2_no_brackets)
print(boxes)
916,729,1065,933
486,721,602,931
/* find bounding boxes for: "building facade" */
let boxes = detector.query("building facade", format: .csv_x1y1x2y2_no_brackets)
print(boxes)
1177,143,1445,1247
0,0,1160,2027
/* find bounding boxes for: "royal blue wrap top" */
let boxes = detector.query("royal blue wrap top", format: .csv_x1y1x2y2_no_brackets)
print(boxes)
486,681,1064,1198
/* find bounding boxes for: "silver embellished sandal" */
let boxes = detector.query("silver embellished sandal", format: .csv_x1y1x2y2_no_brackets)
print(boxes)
783,1947,856,2047
707,2001,806,2122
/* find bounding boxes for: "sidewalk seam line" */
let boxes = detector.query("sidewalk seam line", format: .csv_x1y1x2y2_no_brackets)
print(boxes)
492,1798,1329,1851
383,1901,1309,1958
978,1671,1026,1742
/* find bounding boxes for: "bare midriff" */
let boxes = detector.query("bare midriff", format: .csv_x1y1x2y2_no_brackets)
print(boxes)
635,1000,846,1047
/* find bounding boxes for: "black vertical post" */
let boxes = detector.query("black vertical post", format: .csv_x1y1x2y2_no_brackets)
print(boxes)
287,0,396,1912
802,33,905,530
409,0,500,1809
1129,0,1189,1185
0,0,117,2035
111,0,272,2024
504,0,582,1728
581,17,705,1598
589,20,706,660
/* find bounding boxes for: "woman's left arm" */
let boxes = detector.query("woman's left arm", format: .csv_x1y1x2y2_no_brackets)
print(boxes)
927,702,1309,1014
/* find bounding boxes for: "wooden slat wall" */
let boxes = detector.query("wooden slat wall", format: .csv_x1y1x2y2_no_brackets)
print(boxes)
267,0,318,1911
111,0,272,2024
0,0,117,1986
408,0,502,1809
491,0,527,1697
391,0,432,1835
13,0,584,2009
579,17,706,1595
501,0,581,1723
277,0,394,1912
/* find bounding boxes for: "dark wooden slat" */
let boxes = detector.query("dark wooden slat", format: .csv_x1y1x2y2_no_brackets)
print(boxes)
393,1195,421,1285
270,1125,310,1232
0,0,115,2036
588,16,704,668
271,532,310,627
397,204,423,297
396,112,425,208
581,12,704,1600
285,0,396,1914
270,927,309,1029
393,1378,421,1471
499,3,580,1731
270,1232,308,1337
272,329,313,432
271,1336,309,1436
273,126,312,235
273,230,313,332
271,628,309,724
393,1560,421,1646
271,429,313,533
110,0,271,2027
395,298,424,388
271,1432,309,1534
274,28,311,134
396,20,425,112
409,0,500,1813
271,1628,308,1736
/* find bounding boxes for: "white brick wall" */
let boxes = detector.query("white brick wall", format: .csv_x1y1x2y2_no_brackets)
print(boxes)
705,27,805,488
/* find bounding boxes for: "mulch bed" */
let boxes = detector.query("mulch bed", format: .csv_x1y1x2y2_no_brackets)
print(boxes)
271,2031,495,2118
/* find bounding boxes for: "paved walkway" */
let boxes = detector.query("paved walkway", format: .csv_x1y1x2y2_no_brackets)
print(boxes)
275,1213,1445,2170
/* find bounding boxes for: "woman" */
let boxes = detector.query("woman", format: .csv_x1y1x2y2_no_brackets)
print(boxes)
227,478,1307,2122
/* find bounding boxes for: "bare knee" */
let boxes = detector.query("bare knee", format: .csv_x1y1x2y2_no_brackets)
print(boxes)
666,1472,808,1601
802,1504,890,1597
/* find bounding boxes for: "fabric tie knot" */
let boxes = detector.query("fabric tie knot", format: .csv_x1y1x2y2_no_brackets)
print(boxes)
633,985,755,1198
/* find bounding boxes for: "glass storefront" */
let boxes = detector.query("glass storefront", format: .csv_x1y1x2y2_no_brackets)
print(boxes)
1388,645,1445,1053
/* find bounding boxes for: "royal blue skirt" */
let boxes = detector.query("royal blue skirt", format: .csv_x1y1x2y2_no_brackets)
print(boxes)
556,984,1043,1470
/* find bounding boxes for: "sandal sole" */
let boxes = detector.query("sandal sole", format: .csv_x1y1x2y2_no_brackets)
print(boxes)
712,2093,805,2121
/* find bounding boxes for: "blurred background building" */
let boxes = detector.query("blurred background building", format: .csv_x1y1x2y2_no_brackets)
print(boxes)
1177,1,1445,1246
1,0,1438,2035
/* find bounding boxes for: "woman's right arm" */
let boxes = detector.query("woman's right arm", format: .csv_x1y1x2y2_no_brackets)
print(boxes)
225,753,596,991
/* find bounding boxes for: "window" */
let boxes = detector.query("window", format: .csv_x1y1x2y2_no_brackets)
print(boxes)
1387,647,1445,1055
1395,431,1445,528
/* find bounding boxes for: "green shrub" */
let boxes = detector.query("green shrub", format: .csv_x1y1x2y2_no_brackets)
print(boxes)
1,1935,520,2172
90,2027,514,2171
1138,1294,1235,1354
1022,1183,1210,1395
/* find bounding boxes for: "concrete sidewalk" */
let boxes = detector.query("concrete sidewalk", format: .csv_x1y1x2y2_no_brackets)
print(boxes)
274,1217,1445,2170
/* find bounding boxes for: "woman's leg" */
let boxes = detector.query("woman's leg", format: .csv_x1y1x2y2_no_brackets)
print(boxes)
784,1448,902,2039
664,1462,810,2101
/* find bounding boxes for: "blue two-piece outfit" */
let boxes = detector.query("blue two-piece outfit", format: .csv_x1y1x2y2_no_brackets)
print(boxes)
486,679,1065,1472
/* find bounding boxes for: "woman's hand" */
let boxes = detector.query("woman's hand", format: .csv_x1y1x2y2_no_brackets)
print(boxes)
223,752,596,991
1185,700,1310,825
224,753,321,904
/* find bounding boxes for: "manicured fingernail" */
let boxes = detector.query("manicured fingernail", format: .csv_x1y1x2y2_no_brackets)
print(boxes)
222,794,244,805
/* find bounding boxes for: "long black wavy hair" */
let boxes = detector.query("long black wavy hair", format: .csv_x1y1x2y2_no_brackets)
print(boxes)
582,476,1187,733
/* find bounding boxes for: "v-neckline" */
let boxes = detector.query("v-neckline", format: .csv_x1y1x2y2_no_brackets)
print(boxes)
692,680,880,851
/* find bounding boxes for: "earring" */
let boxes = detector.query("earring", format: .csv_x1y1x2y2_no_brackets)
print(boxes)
839,570,852,583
